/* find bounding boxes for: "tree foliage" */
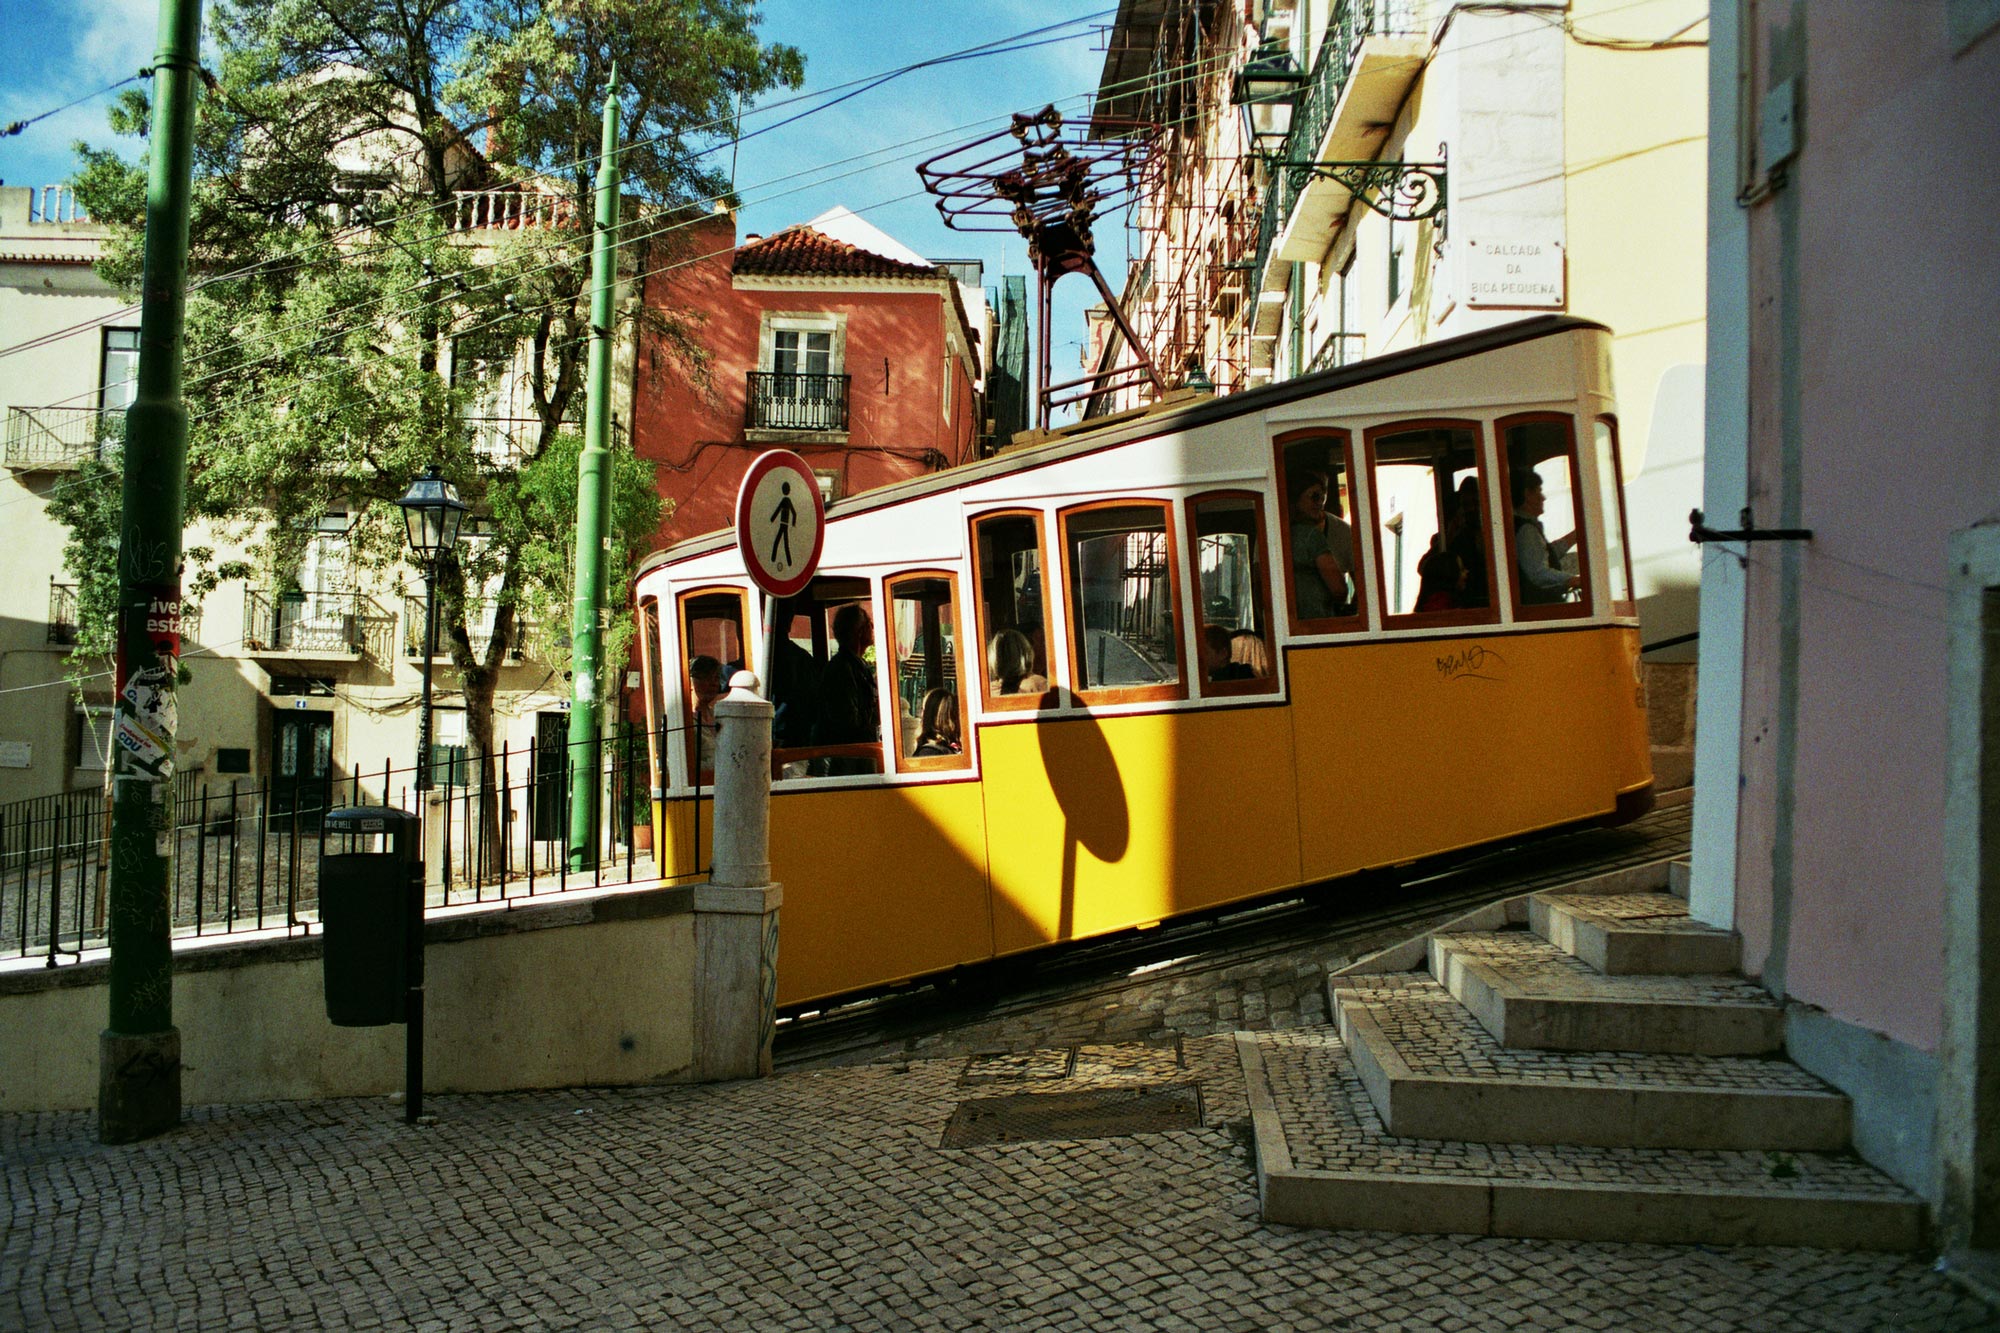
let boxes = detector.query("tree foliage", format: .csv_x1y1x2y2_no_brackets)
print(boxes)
68,0,802,783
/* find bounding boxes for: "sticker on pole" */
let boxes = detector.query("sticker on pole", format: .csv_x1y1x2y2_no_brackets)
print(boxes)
735,450,825,598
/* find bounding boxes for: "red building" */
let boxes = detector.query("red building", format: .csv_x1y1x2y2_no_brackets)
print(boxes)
634,206,987,548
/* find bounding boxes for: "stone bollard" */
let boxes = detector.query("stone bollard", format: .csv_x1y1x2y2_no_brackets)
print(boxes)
692,670,782,1079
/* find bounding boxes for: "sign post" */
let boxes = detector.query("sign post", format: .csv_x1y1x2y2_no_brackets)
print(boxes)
735,451,826,693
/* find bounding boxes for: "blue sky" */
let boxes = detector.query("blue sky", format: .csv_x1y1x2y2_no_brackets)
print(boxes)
0,0,1132,384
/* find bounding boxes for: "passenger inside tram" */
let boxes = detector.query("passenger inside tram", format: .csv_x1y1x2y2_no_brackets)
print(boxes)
1503,419,1586,611
688,655,723,771
1512,469,1582,603
1287,470,1354,620
1200,625,1256,682
812,601,880,775
987,628,1049,695
913,688,962,756
1371,427,1489,616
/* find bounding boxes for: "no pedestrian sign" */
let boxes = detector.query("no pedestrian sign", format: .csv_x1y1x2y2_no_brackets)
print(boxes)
735,450,825,598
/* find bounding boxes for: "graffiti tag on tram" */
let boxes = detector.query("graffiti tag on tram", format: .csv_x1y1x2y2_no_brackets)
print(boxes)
1436,645,1507,683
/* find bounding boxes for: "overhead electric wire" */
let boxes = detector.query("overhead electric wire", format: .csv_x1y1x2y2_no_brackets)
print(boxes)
8,42,1236,441
0,43,1239,521
0,9,1119,366
1,73,146,140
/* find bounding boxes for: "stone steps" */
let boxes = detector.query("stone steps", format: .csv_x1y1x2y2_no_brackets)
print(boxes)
1235,859,1929,1249
1329,974,1849,1150
1240,1028,1924,1251
1532,890,1740,975
1429,929,1785,1056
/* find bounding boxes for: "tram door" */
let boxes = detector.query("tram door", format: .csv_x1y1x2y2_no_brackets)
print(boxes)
532,710,567,842
269,709,332,828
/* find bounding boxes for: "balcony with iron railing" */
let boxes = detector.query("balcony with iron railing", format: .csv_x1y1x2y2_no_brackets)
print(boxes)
465,415,549,471
746,372,851,435
4,406,122,470
244,589,385,661
1250,0,1434,294
403,597,528,663
43,582,202,652
46,582,78,647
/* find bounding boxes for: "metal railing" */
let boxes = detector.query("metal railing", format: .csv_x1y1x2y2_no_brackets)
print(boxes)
465,415,545,470
747,371,851,432
47,583,78,647
0,722,692,967
1307,331,1368,374
402,597,527,661
1250,0,1430,293
243,589,379,656
4,406,121,469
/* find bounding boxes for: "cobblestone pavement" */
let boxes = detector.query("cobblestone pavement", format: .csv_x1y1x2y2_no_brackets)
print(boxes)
5,799,1993,1332
4,1037,1989,1331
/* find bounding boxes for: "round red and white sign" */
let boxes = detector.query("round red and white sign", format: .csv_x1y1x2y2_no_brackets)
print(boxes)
734,450,825,598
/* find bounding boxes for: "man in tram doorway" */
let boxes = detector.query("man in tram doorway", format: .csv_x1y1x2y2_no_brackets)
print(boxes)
813,602,879,776
1512,469,1582,604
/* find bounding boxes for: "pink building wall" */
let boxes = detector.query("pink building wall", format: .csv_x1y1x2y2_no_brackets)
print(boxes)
1731,3,2000,1052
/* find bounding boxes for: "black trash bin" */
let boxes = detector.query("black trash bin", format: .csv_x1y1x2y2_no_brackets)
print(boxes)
320,806,423,1027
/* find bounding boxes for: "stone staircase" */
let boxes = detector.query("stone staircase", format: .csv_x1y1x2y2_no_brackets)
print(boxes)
1236,861,1927,1250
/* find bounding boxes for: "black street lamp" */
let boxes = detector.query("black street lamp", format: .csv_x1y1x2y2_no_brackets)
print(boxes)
393,468,464,1126
1231,41,1305,161
397,469,467,794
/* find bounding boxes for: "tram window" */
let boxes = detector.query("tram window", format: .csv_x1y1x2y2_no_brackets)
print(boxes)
1366,423,1495,623
773,577,884,778
678,589,746,780
1187,491,1278,694
1594,417,1637,615
888,573,969,771
1060,502,1184,702
1276,433,1365,632
1500,416,1590,617
638,597,667,781
971,512,1055,709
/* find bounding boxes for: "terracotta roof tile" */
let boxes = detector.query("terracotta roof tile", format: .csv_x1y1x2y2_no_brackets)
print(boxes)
733,225,940,280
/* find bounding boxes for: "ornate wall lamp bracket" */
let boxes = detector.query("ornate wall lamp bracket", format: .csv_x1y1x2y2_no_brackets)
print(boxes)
1279,150,1449,238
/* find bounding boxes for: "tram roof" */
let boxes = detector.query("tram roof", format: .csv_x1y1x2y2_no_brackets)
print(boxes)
634,314,1611,583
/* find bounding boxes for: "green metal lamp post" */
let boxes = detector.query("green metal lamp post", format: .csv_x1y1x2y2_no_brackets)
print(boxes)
395,468,464,1124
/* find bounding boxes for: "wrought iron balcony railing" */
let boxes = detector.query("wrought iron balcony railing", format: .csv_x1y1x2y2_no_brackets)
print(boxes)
465,415,548,470
244,589,376,657
747,371,851,433
47,582,78,647
403,597,528,661
1250,0,1430,294
5,406,122,470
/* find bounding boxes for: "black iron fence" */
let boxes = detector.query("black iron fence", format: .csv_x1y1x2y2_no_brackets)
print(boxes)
3,405,122,470
747,371,851,433
0,721,702,968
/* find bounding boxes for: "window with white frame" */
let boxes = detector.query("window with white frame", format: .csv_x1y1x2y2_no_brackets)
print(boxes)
754,313,848,432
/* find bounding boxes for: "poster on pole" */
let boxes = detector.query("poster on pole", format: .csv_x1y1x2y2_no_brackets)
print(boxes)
735,450,825,598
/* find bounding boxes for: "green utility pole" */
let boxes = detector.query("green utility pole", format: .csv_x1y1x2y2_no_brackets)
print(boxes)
99,0,201,1144
566,70,620,869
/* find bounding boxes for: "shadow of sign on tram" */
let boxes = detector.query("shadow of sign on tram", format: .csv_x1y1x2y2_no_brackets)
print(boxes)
1037,698,1131,942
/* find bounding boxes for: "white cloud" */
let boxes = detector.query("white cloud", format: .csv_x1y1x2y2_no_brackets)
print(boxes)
74,0,160,80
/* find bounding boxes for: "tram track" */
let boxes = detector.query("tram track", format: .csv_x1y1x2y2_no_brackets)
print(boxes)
774,797,1693,1070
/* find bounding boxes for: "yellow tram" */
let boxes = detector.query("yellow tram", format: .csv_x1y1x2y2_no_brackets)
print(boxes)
632,316,1652,1008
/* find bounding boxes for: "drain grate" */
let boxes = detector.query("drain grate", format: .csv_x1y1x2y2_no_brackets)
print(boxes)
940,1083,1203,1148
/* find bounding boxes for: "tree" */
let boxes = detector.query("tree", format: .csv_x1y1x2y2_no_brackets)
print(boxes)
69,0,802,851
